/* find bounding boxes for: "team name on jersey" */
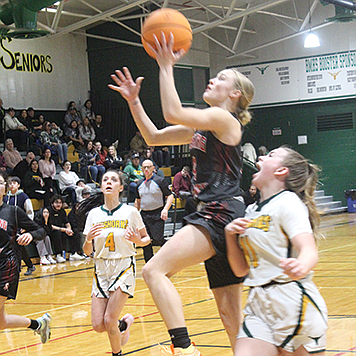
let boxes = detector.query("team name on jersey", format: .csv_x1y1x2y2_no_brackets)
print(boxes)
0,218,8,230
247,215,271,232
190,132,207,152
97,219,129,229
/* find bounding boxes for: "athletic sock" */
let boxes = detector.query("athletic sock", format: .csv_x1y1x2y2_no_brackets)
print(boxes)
28,319,40,330
112,351,122,356
118,319,127,332
168,327,191,349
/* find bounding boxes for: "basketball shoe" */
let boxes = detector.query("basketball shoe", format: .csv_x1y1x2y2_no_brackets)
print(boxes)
35,313,52,344
159,342,201,355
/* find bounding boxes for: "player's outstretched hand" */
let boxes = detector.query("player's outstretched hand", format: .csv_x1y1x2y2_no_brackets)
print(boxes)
108,67,144,103
225,218,253,236
279,258,307,280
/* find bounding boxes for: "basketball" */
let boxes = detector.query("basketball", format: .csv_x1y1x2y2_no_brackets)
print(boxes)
141,8,192,59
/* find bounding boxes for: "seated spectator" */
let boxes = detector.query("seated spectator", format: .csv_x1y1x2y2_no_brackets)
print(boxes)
75,179,92,203
34,207,57,265
242,184,260,207
47,194,74,263
11,150,35,181
258,145,268,157
79,140,105,184
242,142,257,163
23,159,51,206
3,138,22,174
58,160,80,205
79,117,95,142
64,106,81,130
104,145,123,171
4,176,36,275
4,107,29,151
65,119,84,149
151,146,170,168
80,99,95,122
130,131,147,155
31,113,45,139
40,121,68,163
94,141,107,167
19,109,31,130
123,152,143,202
172,166,192,199
92,114,110,147
38,148,57,198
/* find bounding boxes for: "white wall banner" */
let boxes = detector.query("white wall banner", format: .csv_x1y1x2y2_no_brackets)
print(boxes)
0,34,90,110
236,50,356,106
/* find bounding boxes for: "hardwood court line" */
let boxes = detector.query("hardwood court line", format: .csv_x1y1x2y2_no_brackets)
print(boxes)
318,242,356,254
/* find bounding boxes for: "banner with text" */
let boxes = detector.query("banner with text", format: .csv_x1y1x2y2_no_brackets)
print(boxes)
236,50,356,106
0,35,90,110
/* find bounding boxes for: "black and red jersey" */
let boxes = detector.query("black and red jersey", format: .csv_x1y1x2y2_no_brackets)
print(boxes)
189,120,243,202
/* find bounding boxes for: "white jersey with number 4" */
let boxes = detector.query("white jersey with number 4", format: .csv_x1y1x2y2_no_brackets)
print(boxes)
241,190,313,287
83,203,145,259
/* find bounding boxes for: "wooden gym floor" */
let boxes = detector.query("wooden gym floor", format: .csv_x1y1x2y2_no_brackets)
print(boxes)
0,213,355,355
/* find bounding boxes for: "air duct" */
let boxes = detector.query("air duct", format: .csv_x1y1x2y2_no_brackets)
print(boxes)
0,0,58,39
320,0,356,22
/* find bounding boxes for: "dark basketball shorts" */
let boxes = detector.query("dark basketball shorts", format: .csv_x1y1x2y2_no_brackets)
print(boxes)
184,197,246,289
141,208,165,246
0,255,20,300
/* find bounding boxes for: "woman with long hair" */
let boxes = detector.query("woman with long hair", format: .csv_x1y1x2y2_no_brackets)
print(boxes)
109,34,254,355
80,140,105,184
65,119,84,149
79,116,96,142
225,147,328,356
80,99,95,122
82,169,150,356
38,148,57,198
58,160,80,205
104,145,123,171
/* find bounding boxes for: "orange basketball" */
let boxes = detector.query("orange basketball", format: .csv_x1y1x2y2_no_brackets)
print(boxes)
141,8,192,59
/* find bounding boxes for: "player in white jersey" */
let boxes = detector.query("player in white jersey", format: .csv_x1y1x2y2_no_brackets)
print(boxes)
225,147,328,356
83,169,150,356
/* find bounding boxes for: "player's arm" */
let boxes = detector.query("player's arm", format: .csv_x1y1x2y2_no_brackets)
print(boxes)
83,223,103,255
279,232,318,280
109,67,194,146
225,219,251,277
161,193,174,221
134,198,141,211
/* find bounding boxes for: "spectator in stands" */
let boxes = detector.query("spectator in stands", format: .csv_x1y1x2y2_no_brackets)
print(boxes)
19,109,31,129
75,179,92,203
38,148,57,198
79,140,104,184
65,119,84,149
27,107,36,124
31,113,44,139
40,121,68,163
47,194,74,263
124,152,143,202
80,99,95,122
0,98,5,125
94,141,107,167
58,160,80,205
64,106,81,129
242,184,260,207
4,176,36,275
4,108,28,150
11,151,35,181
130,131,148,155
79,116,95,142
3,138,22,174
172,166,192,200
135,159,173,262
258,145,268,157
34,207,57,265
104,145,124,171
151,146,170,168
92,114,110,147
23,159,51,206
242,142,257,163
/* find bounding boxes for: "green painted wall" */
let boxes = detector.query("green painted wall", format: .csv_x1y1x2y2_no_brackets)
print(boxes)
244,98,356,204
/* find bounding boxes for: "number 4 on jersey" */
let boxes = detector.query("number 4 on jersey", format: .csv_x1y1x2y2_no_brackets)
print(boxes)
105,232,116,252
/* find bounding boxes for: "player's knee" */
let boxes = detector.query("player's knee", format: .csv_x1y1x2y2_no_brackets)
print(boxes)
92,319,106,333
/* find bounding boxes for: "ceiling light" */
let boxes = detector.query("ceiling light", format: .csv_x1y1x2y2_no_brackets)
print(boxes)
304,31,320,48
